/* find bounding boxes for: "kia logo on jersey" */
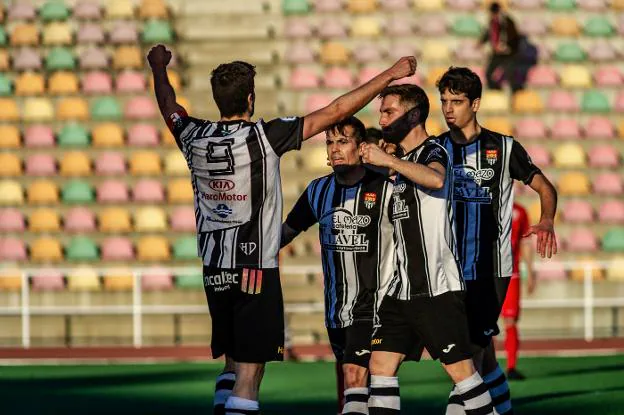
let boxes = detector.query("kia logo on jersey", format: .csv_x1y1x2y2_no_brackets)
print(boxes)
208,179,235,192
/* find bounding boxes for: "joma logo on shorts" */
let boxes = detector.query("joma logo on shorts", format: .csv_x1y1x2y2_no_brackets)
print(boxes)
371,338,383,345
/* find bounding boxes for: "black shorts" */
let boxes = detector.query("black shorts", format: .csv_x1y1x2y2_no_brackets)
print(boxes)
465,276,511,348
203,266,284,363
327,321,374,368
371,292,473,365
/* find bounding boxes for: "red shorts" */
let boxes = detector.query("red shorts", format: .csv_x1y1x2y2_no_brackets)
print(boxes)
501,274,520,319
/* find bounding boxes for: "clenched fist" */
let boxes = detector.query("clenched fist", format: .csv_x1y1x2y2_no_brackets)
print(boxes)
387,56,417,81
147,44,172,69
360,142,395,168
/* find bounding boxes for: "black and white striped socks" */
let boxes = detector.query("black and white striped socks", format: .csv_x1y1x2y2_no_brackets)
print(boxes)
450,372,494,415
224,396,259,415
213,371,235,415
343,387,369,414
368,375,400,414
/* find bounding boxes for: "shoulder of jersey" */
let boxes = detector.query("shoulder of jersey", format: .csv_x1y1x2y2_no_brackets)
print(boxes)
483,127,515,141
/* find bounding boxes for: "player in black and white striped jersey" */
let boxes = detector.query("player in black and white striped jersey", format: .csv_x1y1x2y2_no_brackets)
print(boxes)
148,44,417,415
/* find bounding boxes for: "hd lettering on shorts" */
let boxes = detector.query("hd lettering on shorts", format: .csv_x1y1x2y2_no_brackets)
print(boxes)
453,166,494,204
241,268,263,295
204,271,239,292
319,208,371,252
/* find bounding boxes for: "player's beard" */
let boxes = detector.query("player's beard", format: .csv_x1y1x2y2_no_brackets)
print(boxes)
381,106,421,145
332,164,358,176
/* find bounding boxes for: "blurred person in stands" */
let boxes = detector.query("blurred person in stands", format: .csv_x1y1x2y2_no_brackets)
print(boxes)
147,44,416,415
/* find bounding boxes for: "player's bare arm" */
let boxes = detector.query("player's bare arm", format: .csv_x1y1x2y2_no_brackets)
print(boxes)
280,223,301,249
523,174,558,259
302,56,417,140
148,44,186,123
523,239,536,294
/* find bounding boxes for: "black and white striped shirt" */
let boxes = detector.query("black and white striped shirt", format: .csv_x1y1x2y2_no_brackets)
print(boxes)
172,116,303,269
439,129,541,280
285,169,395,328
387,138,464,299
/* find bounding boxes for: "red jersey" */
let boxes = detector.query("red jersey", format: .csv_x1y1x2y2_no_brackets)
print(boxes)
511,203,529,275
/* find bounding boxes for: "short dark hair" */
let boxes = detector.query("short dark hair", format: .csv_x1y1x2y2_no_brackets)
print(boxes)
365,127,383,144
489,2,501,13
210,61,256,118
436,67,483,103
378,84,429,125
326,116,367,145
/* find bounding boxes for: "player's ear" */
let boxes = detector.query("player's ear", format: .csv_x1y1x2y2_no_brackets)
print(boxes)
471,97,481,113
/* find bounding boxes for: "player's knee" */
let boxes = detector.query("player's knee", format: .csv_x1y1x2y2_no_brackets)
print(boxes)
343,364,368,388
368,352,398,377
444,359,476,384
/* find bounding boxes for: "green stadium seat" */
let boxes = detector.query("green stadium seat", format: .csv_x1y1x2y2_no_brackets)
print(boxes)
62,180,94,204
66,236,99,261
603,228,624,252
582,90,611,113
46,47,76,71
141,20,174,43
0,27,6,46
452,16,482,37
584,17,614,37
555,43,586,62
58,123,90,147
175,269,204,288
91,97,123,121
40,1,71,21
547,0,576,10
173,237,197,260
282,0,310,14
0,74,12,96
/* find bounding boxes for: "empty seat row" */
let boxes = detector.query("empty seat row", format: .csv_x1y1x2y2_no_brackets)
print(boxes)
526,65,623,88
512,117,623,140
556,172,624,196
520,15,619,37
534,257,624,282
523,143,621,168
560,200,624,224
0,179,193,206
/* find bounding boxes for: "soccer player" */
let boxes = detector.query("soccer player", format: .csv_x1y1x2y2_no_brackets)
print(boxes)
360,84,494,415
502,202,535,380
281,116,395,415
147,44,417,415
435,67,557,415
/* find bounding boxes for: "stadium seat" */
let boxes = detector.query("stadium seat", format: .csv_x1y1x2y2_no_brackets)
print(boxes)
547,91,579,112
31,269,64,291
83,71,113,94
578,0,607,10
113,46,142,69
97,180,129,203
347,0,377,12
64,207,97,233
599,201,624,224
322,67,353,89
558,172,591,196
110,21,138,44
519,16,548,35
0,268,22,291
595,66,621,87
173,237,197,260
117,71,147,93
0,237,27,261
79,47,109,70
0,126,21,149
288,68,319,90
356,67,383,86
386,16,413,37
619,120,624,138
41,1,70,21
130,151,161,176
284,42,315,65
124,97,157,120
555,43,586,62
0,153,22,177
137,236,170,261
24,125,53,148
99,207,132,233
514,118,547,139
561,200,594,223
512,90,544,113
25,154,56,176
11,24,39,46
142,20,173,43
421,41,451,62
351,17,381,37
452,16,482,37
551,119,582,140
480,91,510,113
565,228,599,252
28,180,59,205
447,0,479,9
587,41,615,61
77,23,105,44
552,16,580,36
170,206,196,232
0,26,5,46
58,123,90,147
60,151,92,177
61,180,94,204
161,126,177,147
103,269,134,291
164,151,189,176
12,48,41,71
57,98,90,121
282,0,311,14
612,0,624,9
0,208,25,232
92,123,124,147
588,145,619,168
42,22,73,46
387,42,419,63
23,98,55,122
584,16,614,36
284,18,312,38
95,152,127,176
139,0,169,19
301,146,331,173
67,267,101,291
0,98,19,122
320,42,349,65
107,0,135,18
0,180,24,205
15,72,45,96
7,3,36,20
603,228,624,252
593,173,623,195
547,0,576,9
29,208,61,232
569,258,604,281
175,269,203,288
128,124,159,146
606,257,624,281
525,144,551,167
101,237,135,261
167,179,194,203
414,0,444,10
132,179,165,203
381,0,410,9
91,96,123,120
142,267,173,290
560,65,592,88
30,237,63,262
426,118,445,136
49,71,80,95
454,40,485,61
46,47,76,71
617,92,624,113
135,207,167,232
582,90,611,113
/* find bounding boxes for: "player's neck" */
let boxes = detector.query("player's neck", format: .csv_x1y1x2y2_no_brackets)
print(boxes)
450,120,481,144
335,165,366,186
220,113,251,122
400,126,430,154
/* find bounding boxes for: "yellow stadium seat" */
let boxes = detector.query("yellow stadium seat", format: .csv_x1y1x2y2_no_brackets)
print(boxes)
558,172,591,196
15,72,45,96
0,269,22,291
23,98,55,122
60,151,92,177
49,72,79,95
99,207,132,233
426,118,445,136
11,24,39,47
164,151,189,175
570,257,604,282
135,207,167,232
347,0,377,13
0,126,20,149
107,0,135,19
103,269,134,291
619,120,624,139
113,46,142,70
0,50,9,71
27,180,59,204
137,236,170,261
43,22,73,46
560,65,592,88
301,146,330,173
0,180,24,205
512,90,544,113
30,237,63,262
351,17,381,37
138,0,168,19
414,0,443,10
320,42,349,65
130,151,161,175
149,70,181,90
162,126,177,147
0,153,22,177
613,0,624,9
29,208,61,232
167,179,194,203
483,117,513,136
553,143,586,168
426,66,448,87
57,97,89,121
480,90,510,113
606,257,624,280
93,123,125,147
0,98,20,121
422,41,450,62
552,16,581,36
67,267,101,291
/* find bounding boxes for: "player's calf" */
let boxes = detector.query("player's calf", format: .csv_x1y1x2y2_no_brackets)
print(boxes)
214,357,236,415
368,351,402,414
443,359,494,415
343,364,369,414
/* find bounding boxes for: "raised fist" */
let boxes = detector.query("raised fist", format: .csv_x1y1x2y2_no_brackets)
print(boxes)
387,56,417,81
147,44,172,69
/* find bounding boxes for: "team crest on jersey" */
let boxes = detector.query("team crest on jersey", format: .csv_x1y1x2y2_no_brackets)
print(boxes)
364,192,377,209
485,149,498,166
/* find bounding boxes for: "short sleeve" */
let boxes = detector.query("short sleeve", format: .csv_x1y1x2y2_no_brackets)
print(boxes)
418,142,449,167
284,187,318,233
263,117,304,156
509,140,542,184
167,110,203,153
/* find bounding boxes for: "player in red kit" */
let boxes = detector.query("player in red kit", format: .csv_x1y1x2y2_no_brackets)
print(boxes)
501,202,535,380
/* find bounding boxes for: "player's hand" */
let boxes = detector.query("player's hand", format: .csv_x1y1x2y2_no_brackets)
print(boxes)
379,140,397,156
360,142,394,168
387,56,417,81
524,219,557,259
147,44,172,69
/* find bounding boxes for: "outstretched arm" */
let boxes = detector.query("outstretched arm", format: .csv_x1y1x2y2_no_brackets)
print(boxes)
524,174,558,258
281,223,301,248
302,56,417,140
148,44,186,124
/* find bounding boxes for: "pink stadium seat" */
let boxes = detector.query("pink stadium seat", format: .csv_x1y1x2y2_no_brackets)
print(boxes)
0,238,27,261
454,41,485,61
380,0,410,9
615,92,624,112
95,152,126,175
314,0,343,12
25,154,56,176
323,67,353,88
519,16,548,35
387,43,418,62
0,209,25,232
318,18,347,39
142,267,173,290
128,124,159,146
524,144,551,167
599,201,624,224
618,16,624,36
353,43,383,63
116,71,147,93
588,145,619,168
289,68,320,89
386,16,413,36
357,67,383,86
284,18,313,38
511,0,543,9
446,0,479,10
526,66,558,87
585,117,615,139
577,0,607,10
124,97,157,119
551,119,582,140
31,269,64,291
74,1,103,20
170,206,196,232
132,179,165,203
535,260,566,280
566,228,599,252
595,67,622,87
562,200,594,223
83,71,113,94
79,47,109,70
96,180,129,203
419,15,448,36
64,207,96,233
12,47,42,71
285,43,315,64
588,41,617,62
548,91,579,112
24,125,55,147
514,118,547,139
593,173,623,195
77,23,105,44
109,21,138,44
101,237,134,261
8,3,36,20
305,94,333,113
